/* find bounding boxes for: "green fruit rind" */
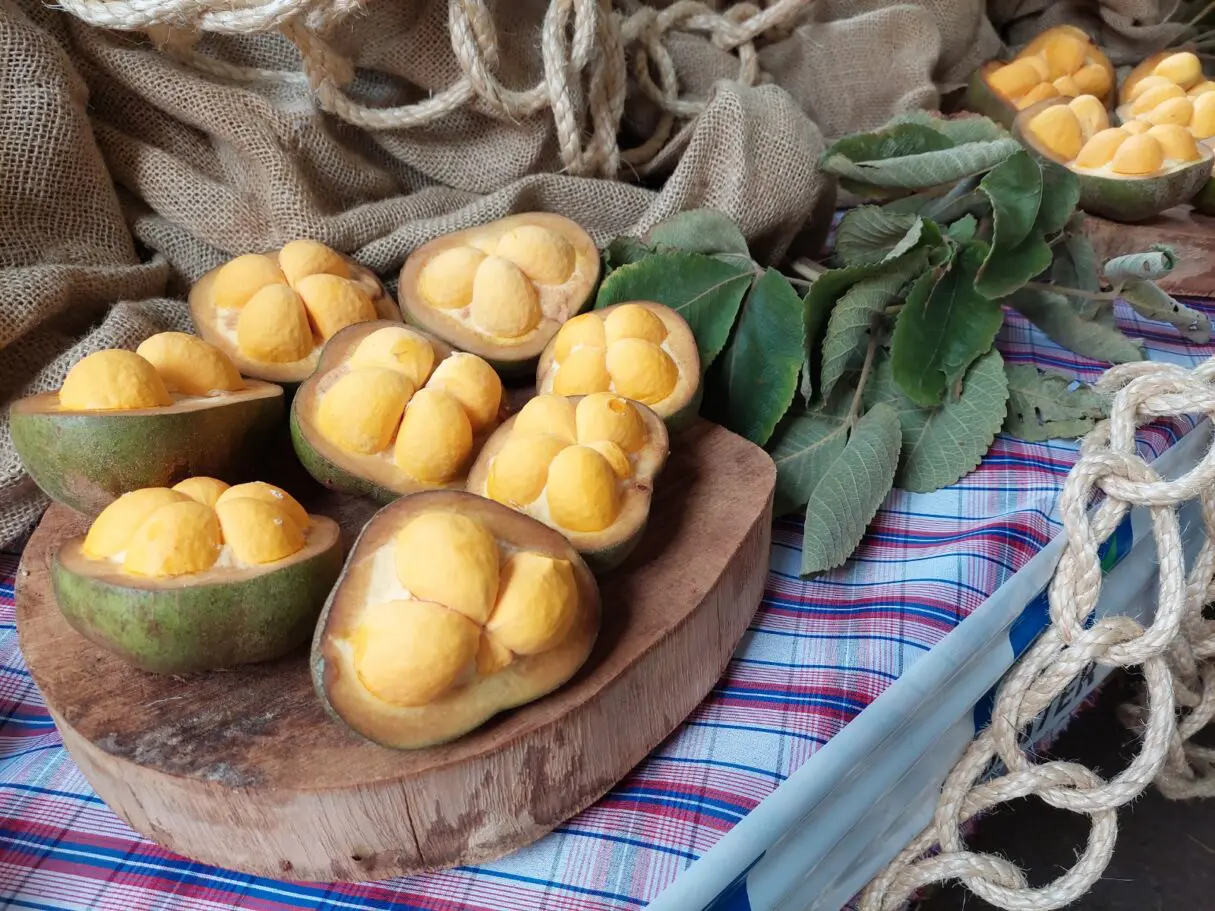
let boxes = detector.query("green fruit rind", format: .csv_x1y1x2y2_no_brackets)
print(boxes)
51,530,343,675
288,407,403,506
580,518,648,574
1192,176,1215,215
11,390,284,516
965,68,1017,129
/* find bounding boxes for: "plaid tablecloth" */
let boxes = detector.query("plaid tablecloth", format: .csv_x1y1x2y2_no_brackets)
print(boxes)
2,299,1211,911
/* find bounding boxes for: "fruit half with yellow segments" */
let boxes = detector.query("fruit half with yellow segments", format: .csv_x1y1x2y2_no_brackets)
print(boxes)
189,239,401,386
1015,96,1213,222
466,392,669,572
51,478,342,674
966,25,1115,127
9,333,284,515
534,300,702,431
397,213,601,378
310,489,599,750
290,320,505,504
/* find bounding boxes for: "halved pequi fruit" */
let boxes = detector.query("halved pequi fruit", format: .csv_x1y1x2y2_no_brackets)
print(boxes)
189,239,401,386
1015,96,1213,221
10,333,284,515
966,25,1115,127
398,213,601,378
52,478,342,674
466,392,669,573
535,301,702,431
290,320,505,504
1116,50,1215,140
311,489,600,750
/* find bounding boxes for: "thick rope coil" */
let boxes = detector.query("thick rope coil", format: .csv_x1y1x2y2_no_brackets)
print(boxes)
53,0,818,176
860,355,1215,911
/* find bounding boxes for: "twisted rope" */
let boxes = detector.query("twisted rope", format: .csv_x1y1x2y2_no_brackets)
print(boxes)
860,356,1215,911
53,0,818,176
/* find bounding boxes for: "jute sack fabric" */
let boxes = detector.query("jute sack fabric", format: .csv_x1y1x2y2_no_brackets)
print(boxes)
0,0,1175,548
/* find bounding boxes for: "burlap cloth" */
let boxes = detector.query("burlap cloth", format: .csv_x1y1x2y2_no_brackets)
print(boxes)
0,0,1182,548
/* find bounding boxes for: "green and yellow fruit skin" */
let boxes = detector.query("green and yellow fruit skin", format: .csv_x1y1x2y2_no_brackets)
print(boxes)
310,490,600,750
1014,98,1214,222
398,213,601,380
51,518,342,674
10,383,284,515
966,62,1024,129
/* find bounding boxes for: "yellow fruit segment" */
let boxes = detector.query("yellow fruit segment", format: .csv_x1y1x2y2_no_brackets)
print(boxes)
1192,92,1215,139
486,552,578,655
1142,95,1194,126
394,512,500,624
236,284,315,363
1190,81,1215,98
211,254,286,310
486,433,567,507
418,246,486,310
1067,94,1108,140
469,256,541,338
494,225,576,285
347,326,435,387
215,497,305,565
1132,82,1186,116
123,501,222,577
546,445,620,533
1053,75,1081,97
1155,51,1203,90
82,487,189,558
476,633,514,675
1111,134,1165,176
1043,33,1086,80
59,350,172,412
1073,63,1112,97
1022,56,1050,82
553,346,611,395
1147,124,1201,162
216,482,310,532
1128,75,1172,104
1015,82,1060,110
989,59,1041,99
586,440,632,479
172,477,230,508
318,367,413,455
1076,128,1130,168
605,338,679,404
1122,119,1151,135
351,599,480,706
552,312,606,361
278,239,350,287
575,393,647,453
135,332,243,396
295,274,377,341
393,388,474,483
513,394,577,443
424,353,503,432
604,304,668,346
1026,104,1084,161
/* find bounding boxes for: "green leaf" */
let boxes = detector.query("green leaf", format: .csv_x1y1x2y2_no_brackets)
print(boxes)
1007,288,1145,364
947,215,978,242
834,208,924,267
595,252,753,369
1119,278,1212,343
865,348,1009,492
604,236,651,271
973,151,1054,299
799,402,902,577
707,269,805,446
1035,161,1080,236
1104,244,1177,283
822,134,1022,191
885,110,1011,144
924,190,990,225
801,261,890,402
890,241,1004,406
1050,230,1104,317
974,231,1053,300
768,392,851,517
646,208,751,256
819,255,927,401
1003,364,1108,442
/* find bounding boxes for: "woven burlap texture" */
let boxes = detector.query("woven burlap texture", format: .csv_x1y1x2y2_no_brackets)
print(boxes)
0,0,1178,547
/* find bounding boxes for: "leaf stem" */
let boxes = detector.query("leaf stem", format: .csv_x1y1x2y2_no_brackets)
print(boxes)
791,259,826,282
846,331,879,430
1024,280,1117,301
1187,0,1215,28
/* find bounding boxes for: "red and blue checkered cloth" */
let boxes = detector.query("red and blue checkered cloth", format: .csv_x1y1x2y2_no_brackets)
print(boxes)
1,302,1209,910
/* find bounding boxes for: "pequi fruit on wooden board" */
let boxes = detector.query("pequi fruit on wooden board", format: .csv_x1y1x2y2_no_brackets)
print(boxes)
398,213,601,378
312,490,600,751
10,333,283,515
51,478,342,674
535,300,702,431
290,320,505,504
189,239,401,386
466,393,669,573
1015,96,1213,222
966,25,1115,127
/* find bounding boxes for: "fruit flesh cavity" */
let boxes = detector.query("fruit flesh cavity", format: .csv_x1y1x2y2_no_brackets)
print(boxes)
983,27,1114,112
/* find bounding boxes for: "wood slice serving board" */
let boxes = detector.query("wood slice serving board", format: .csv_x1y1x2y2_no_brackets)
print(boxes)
15,419,776,883
1084,207,1215,298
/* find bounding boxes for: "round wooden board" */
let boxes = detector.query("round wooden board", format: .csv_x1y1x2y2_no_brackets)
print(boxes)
15,419,776,883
